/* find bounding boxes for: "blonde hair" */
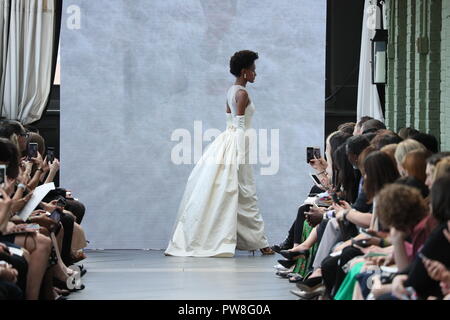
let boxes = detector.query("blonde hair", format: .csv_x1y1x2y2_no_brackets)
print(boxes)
380,143,397,164
8,133,21,155
394,139,426,166
433,157,450,181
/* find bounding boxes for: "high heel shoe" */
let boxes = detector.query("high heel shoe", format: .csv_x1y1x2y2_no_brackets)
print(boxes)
288,274,304,283
271,234,294,253
279,249,309,261
53,277,85,292
277,259,296,269
260,247,275,255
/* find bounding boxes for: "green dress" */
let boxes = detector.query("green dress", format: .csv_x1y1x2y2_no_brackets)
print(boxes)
333,261,365,300
293,221,318,277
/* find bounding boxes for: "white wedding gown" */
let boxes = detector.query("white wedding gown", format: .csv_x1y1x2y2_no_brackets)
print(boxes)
165,84,269,257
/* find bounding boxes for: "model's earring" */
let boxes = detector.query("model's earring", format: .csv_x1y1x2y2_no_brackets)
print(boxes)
244,73,247,79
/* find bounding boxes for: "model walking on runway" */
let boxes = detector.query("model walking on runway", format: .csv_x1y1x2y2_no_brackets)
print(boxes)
165,50,273,257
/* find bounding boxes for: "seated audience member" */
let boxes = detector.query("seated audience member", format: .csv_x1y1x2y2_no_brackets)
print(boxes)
273,131,353,281
353,116,373,136
370,130,403,150
272,119,450,301
410,132,439,154
289,150,399,299
424,152,450,189
272,131,351,254
338,122,356,135
380,144,398,164
394,139,426,176
345,179,436,300
0,120,28,156
0,120,88,301
402,149,432,184
361,119,386,134
389,173,450,300
398,127,419,140
376,184,436,272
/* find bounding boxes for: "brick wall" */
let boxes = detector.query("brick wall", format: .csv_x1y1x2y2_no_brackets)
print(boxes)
442,0,450,151
386,0,447,150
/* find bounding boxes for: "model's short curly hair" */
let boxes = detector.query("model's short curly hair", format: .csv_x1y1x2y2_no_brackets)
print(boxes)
229,50,258,77
376,184,427,231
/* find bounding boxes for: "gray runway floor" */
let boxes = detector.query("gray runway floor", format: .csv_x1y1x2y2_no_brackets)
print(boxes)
69,249,298,300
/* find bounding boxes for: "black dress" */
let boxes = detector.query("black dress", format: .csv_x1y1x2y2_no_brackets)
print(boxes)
405,223,450,299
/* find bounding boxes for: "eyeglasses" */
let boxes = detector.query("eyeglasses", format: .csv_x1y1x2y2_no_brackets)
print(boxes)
19,132,29,138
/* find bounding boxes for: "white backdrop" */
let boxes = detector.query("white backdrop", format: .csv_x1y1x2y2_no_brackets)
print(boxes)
60,0,326,249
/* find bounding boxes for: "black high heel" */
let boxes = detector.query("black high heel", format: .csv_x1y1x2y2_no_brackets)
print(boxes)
279,249,309,261
271,234,294,253
53,278,85,292
277,259,296,269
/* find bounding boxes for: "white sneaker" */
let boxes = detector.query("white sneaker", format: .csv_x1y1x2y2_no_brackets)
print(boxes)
273,264,288,271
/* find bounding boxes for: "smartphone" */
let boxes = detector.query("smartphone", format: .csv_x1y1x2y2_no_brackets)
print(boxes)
361,229,376,237
307,147,314,163
47,147,55,164
24,223,41,230
56,196,67,208
307,147,321,163
8,247,23,257
0,164,6,186
325,210,336,218
352,239,371,248
365,252,387,258
27,142,38,160
313,147,321,159
380,273,396,285
418,252,429,262
331,192,340,203
49,209,62,223
402,287,418,300
309,173,324,189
